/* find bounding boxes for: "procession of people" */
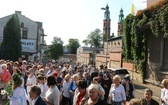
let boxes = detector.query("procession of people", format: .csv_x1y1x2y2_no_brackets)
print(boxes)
0,58,166,105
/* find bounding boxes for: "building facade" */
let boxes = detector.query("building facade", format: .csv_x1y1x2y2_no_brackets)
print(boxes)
77,46,103,65
0,11,45,61
147,0,159,7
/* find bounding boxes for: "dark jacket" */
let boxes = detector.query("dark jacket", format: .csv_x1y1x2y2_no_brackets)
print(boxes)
94,98,107,105
140,98,159,105
35,96,47,105
122,83,134,101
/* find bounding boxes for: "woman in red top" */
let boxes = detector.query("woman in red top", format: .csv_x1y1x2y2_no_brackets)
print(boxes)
0,64,11,89
73,80,88,105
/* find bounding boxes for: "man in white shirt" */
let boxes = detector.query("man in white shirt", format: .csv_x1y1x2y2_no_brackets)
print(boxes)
46,65,55,76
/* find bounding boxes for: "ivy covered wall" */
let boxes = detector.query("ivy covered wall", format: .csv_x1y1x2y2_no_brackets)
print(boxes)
123,0,168,80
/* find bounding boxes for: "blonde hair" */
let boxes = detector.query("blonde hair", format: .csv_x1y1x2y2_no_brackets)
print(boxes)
64,74,71,81
88,84,99,92
161,79,168,87
127,98,141,105
72,74,79,80
113,75,121,82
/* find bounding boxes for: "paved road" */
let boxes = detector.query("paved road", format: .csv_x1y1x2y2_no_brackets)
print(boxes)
135,89,160,103
134,81,161,104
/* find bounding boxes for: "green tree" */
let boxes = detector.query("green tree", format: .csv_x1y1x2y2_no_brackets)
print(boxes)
1,14,22,61
123,14,134,61
48,36,63,60
67,38,80,54
82,28,102,48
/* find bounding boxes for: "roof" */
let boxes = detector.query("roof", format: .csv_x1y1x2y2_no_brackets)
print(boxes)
81,46,103,51
108,35,123,41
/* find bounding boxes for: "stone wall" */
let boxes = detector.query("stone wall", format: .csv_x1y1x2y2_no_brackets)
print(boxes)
146,31,162,81
77,53,90,64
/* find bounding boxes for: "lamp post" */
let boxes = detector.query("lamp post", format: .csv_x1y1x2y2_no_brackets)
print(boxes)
101,5,110,67
106,35,108,66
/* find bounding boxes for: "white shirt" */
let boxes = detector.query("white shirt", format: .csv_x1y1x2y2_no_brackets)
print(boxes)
38,83,48,98
10,87,27,105
45,85,60,105
26,75,36,93
108,84,126,102
161,88,168,105
46,70,54,76
62,80,71,98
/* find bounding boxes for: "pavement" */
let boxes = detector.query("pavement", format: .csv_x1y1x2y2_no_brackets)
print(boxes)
133,80,162,103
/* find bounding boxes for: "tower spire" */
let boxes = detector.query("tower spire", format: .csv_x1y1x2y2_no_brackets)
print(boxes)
117,8,124,36
104,4,110,20
119,8,124,22
101,4,111,43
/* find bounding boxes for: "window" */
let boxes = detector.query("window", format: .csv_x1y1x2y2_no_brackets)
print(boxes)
104,22,106,27
21,22,24,28
22,28,28,39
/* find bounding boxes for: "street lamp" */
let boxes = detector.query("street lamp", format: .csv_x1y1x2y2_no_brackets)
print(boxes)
106,35,108,66
101,5,110,67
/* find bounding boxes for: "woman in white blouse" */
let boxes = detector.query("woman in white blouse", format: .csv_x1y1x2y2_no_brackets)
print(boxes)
45,75,60,105
10,74,27,105
26,68,36,105
37,75,48,99
62,74,71,105
161,79,168,105
108,75,126,105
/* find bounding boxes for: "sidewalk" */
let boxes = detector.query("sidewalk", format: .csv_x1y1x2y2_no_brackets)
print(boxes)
133,80,162,102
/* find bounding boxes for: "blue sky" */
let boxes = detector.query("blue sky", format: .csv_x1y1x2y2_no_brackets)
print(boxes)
0,0,146,46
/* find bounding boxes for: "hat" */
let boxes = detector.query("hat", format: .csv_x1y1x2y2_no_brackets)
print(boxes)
125,77,130,81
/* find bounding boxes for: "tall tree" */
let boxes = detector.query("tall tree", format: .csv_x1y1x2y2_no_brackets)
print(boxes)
1,14,22,61
48,36,63,60
67,38,80,54
82,28,102,48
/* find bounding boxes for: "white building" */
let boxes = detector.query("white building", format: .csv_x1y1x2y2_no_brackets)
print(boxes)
0,11,45,61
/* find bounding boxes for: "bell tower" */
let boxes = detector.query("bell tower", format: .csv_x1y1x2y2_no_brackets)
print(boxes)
117,8,124,36
102,4,111,43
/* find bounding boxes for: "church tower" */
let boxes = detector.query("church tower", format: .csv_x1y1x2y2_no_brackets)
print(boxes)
117,8,124,36
102,4,111,43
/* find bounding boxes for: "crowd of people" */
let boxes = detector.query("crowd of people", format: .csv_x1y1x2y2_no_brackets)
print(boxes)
0,58,167,105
